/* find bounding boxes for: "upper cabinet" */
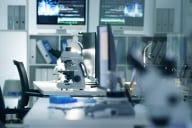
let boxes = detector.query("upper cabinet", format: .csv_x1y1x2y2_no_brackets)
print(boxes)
0,0,27,30
154,0,182,35
155,8,174,34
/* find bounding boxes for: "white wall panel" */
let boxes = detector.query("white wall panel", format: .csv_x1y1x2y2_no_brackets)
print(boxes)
0,31,27,88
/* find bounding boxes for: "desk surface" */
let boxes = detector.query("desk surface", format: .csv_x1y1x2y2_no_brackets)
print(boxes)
23,98,149,128
33,81,106,97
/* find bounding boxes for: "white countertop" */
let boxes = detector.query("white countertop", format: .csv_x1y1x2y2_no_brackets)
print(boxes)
23,98,149,128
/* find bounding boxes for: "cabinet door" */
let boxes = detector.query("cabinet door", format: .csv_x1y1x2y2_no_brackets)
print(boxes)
8,6,15,30
168,9,174,33
156,9,163,33
19,6,25,30
161,9,169,33
155,8,174,34
29,39,37,64
7,5,25,30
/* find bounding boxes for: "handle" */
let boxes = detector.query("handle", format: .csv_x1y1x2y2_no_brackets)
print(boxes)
79,62,88,77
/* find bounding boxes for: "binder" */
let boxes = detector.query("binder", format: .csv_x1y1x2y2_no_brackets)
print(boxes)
151,41,163,63
35,68,42,81
61,39,67,51
116,37,126,64
29,39,37,64
42,40,57,64
47,68,57,81
35,68,48,81
155,41,166,65
41,68,48,81
36,40,52,64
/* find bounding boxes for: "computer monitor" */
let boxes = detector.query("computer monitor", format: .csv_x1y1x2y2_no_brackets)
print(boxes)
96,24,117,90
99,0,145,32
36,0,87,32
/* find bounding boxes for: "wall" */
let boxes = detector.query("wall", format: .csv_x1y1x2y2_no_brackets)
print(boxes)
27,0,55,34
0,31,27,88
87,0,100,32
181,0,192,36
0,0,27,88
0,0,26,30
143,0,156,36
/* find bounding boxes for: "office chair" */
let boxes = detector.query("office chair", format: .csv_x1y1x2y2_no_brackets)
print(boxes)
13,60,48,118
0,86,28,127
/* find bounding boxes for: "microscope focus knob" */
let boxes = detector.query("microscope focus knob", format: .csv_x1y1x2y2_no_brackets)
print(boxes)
73,75,81,82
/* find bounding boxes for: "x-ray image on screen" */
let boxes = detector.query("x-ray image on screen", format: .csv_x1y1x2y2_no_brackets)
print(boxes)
37,0,86,25
99,0,144,27
124,1,144,18
38,0,59,16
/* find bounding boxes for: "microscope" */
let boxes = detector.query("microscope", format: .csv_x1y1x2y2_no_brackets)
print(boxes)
50,47,88,90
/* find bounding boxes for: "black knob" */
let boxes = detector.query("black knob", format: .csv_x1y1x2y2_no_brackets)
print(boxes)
73,75,81,82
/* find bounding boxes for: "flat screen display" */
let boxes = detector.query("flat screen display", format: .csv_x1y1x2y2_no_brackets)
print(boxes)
37,0,86,25
96,26,109,88
96,25,116,89
99,0,144,26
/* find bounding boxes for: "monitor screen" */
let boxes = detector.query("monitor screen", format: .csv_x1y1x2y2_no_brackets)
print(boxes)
37,0,86,25
96,24,116,89
99,0,144,27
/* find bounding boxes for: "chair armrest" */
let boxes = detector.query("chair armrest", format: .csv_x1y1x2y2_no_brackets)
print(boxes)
28,89,41,93
24,91,49,97
24,91,43,97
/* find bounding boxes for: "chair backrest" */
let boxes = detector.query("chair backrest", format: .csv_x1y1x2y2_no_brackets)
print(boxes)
13,60,29,108
0,86,5,124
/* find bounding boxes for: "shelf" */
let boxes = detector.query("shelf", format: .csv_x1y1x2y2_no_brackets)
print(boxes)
29,64,56,67
28,34,82,86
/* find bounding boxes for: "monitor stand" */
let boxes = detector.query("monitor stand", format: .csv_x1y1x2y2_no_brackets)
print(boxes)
56,28,66,34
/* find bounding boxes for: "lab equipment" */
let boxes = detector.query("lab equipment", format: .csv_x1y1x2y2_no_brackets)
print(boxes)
55,47,88,90
85,97,135,117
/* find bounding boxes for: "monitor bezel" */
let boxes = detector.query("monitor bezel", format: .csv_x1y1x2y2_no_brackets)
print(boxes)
99,0,145,33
